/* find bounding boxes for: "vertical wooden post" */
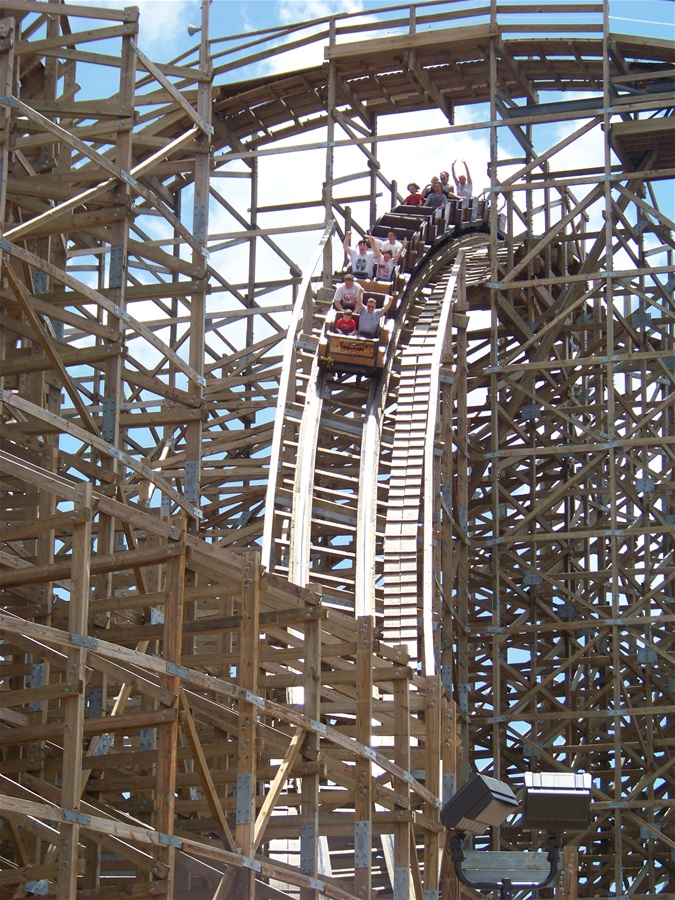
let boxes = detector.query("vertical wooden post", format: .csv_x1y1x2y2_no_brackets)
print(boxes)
184,0,212,534
56,483,92,899
455,287,470,780
236,550,260,896
369,111,379,226
323,19,336,288
354,616,373,899
300,613,321,900
393,671,411,899
155,526,186,897
0,15,13,272
556,846,578,899
424,674,442,897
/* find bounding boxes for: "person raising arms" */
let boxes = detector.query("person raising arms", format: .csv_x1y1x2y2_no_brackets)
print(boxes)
355,294,393,337
452,160,473,206
343,230,375,278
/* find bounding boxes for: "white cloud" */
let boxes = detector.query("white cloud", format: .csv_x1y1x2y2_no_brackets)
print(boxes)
276,0,365,27
75,0,201,58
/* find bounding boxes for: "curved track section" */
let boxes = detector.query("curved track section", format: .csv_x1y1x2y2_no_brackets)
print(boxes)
264,212,497,674
382,235,494,668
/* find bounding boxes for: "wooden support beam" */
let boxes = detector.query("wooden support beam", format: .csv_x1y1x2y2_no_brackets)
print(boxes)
392,669,412,899
300,613,322,900
154,528,186,897
424,675,442,898
56,482,92,899
234,550,261,896
354,616,373,898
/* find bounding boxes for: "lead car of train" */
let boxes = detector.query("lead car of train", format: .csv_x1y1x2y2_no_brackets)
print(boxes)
318,279,395,377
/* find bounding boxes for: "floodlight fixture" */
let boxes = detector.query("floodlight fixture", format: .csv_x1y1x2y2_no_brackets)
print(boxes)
441,773,519,836
442,772,593,900
522,771,592,833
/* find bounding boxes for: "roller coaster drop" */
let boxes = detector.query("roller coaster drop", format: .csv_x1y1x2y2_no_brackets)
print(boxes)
264,201,499,664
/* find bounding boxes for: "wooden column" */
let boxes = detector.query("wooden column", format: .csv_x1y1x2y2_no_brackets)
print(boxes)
455,282,470,782
556,846,578,899
300,614,321,900
236,550,261,896
322,19,336,288
184,0,212,534
354,616,373,898
0,15,13,270
393,671,411,899
155,526,186,897
424,674,442,897
56,483,92,899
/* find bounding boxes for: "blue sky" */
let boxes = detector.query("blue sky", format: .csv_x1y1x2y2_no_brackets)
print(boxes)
78,0,675,64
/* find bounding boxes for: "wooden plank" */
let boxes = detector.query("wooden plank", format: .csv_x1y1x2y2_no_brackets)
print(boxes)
0,1,133,21
16,24,133,56
325,23,497,60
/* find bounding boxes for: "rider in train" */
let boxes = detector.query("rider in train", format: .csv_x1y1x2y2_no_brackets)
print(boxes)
355,294,393,337
343,230,375,278
332,273,364,311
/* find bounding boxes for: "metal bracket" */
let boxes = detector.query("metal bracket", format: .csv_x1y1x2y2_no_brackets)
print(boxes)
62,809,92,826
70,633,98,650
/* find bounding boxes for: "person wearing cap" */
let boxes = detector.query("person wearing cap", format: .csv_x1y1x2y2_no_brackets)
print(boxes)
343,230,375,278
334,308,357,334
355,294,393,337
333,273,364,312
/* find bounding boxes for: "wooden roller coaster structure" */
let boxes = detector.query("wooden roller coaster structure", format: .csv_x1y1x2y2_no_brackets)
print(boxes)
0,1,673,898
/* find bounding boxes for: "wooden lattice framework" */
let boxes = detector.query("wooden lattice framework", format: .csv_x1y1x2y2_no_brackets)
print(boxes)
0,1,673,897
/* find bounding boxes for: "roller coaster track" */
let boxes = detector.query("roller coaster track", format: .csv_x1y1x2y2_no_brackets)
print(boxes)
263,213,501,671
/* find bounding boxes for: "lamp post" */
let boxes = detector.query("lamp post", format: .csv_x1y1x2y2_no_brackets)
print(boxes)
441,772,591,899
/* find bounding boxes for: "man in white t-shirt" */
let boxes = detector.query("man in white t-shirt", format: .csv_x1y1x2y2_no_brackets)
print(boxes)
332,273,364,311
378,230,407,257
343,231,375,278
